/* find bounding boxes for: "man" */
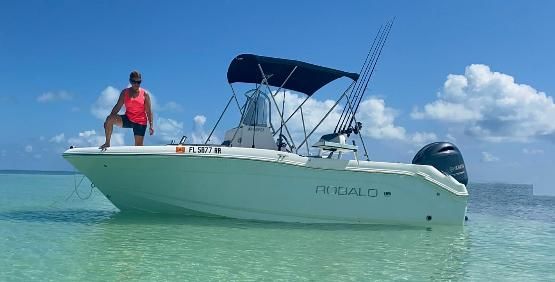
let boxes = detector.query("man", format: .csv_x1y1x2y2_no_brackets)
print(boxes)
99,70,154,149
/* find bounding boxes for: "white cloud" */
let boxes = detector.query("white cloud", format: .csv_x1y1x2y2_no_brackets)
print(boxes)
37,91,73,102
358,98,407,140
91,86,121,119
67,130,124,147
194,115,206,126
271,91,436,146
522,148,544,155
162,101,183,112
50,133,65,143
191,115,219,144
157,117,184,142
25,145,33,153
412,64,555,142
39,136,45,141
79,130,96,137
410,132,438,146
481,151,500,162
446,134,457,142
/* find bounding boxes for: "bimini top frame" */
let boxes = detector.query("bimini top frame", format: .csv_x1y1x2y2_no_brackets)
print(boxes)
206,53,359,153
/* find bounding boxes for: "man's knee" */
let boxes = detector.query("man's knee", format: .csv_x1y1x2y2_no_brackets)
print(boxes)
105,115,117,125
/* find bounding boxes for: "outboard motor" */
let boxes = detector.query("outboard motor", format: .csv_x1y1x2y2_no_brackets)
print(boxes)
412,142,468,185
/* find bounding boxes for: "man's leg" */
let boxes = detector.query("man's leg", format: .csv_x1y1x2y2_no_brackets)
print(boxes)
134,135,144,146
99,114,123,149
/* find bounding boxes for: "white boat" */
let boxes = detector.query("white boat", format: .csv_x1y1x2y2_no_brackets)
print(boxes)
64,35,469,226
64,144,468,225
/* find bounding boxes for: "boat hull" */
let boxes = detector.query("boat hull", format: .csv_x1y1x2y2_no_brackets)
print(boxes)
64,146,468,226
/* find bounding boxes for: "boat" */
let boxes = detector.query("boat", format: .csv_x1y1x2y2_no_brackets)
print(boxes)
64,25,469,226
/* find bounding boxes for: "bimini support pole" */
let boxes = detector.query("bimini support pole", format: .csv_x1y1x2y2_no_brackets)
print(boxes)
257,64,298,151
300,106,310,155
205,83,241,144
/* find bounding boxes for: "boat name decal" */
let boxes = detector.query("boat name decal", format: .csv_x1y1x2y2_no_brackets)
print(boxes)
176,146,222,154
315,185,378,197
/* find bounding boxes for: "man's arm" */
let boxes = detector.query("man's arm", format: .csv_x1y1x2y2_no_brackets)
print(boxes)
110,91,125,116
145,92,154,135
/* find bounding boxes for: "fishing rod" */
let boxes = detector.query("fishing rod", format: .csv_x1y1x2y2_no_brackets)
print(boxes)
334,24,383,133
337,26,383,133
343,18,394,134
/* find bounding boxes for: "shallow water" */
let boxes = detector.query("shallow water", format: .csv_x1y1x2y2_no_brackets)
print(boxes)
1,173,554,281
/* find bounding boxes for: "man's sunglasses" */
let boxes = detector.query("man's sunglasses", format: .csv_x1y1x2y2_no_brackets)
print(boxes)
130,79,141,84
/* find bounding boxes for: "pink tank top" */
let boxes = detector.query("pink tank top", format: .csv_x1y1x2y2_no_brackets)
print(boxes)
124,88,147,125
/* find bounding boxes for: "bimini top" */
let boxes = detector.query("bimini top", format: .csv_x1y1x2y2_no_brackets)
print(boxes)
227,54,359,96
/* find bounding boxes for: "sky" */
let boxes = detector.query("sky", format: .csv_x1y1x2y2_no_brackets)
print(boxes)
1,1,554,194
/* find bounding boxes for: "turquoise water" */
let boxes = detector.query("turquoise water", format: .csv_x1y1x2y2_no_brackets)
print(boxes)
1,173,554,281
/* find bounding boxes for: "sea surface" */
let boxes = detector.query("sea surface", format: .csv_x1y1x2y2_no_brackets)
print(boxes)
1,172,554,281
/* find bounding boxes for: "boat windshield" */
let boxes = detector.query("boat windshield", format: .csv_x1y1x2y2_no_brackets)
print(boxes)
241,89,271,127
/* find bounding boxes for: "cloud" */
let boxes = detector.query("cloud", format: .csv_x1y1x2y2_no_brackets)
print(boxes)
25,145,33,153
157,117,184,142
412,64,555,142
37,91,73,103
161,101,183,112
91,86,121,119
1,149,6,157
522,148,544,155
358,98,407,140
192,115,219,144
410,132,438,145
67,130,124,147
481,151,500,162
50,133,65,143
271,91,436,146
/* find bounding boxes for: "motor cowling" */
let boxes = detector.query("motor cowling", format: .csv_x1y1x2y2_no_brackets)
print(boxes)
412,142,468,185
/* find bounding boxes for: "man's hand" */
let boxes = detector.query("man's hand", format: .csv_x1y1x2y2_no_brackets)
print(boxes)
149,126,154,135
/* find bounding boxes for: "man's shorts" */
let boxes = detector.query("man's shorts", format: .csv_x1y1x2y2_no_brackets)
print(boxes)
120,114,147,136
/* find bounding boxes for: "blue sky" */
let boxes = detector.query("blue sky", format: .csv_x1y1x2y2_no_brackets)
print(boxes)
1,1,554,194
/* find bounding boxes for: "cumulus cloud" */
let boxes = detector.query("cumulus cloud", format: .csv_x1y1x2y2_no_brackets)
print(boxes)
67,130,124,147
271,91,436,146
157,117,184,142
192,115,220,144
25,145,33,153
412,64,555,142
91,86,121,119
481,151,500,162
50,133,65,143
37,91,73,103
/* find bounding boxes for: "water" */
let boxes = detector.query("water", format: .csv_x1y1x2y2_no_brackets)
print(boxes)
1,173,554,281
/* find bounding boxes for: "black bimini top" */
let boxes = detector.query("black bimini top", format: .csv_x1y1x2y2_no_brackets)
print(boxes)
227,54,359,96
